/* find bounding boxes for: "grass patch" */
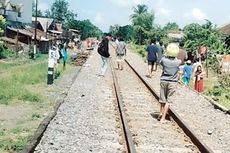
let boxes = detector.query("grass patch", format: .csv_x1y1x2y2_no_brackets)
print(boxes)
128,43,146,58
203,70,230,109
31,113,41,120
0,128,30,152
0,129,5,136
0,53,79,152
0,136,27,152
0,55,48,105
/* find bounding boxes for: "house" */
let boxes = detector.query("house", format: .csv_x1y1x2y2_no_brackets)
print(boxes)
32,17,54,32
167,30,184,41
219,22,230,48
0,0,32,25
219,23,230,35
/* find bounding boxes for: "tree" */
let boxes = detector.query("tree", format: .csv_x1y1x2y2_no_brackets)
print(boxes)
51,0,77,26
116,25,134,41
67,19,103,40
130,4,148,19
32,1,43,17
109,24,134,41
183,20,227,69
183,21,226,53
44,10,52,18
109,24,120,37
130,4,154,44
147,25,170,45
163,22,179,31
0,15,5,36
0,15,7,58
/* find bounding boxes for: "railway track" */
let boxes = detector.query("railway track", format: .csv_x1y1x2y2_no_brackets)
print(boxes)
28,44,221,153
110,44,213,153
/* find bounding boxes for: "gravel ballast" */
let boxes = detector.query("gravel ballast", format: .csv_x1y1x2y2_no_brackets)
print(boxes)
113,57,199,153
34,49,124,153
126,47,230,153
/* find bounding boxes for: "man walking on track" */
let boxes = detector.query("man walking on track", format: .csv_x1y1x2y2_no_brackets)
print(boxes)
116,38,126,70
158,43,181,123
146,39,158,78
156,41,164,70
97,34,110,76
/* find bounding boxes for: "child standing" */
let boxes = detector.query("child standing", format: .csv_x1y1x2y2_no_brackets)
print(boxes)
182,60,192,85
159,43,181,123
194,65,205,92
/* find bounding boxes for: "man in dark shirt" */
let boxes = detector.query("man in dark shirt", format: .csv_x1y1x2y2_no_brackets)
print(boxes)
146,39,158,78
97,34,110,76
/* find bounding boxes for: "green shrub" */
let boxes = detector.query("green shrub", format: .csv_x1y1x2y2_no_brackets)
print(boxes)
212,86,222,96
19,93,40,103
0,137,27,151
31,113,41,120
0,129,5,136
218,74,230,87
0,43,14,59
0,60,47,105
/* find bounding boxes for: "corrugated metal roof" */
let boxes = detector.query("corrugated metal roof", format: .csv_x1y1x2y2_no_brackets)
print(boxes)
32,17,54,32
1,36,26,45
7,26,55,41
219,23,230,35
7,26,33,37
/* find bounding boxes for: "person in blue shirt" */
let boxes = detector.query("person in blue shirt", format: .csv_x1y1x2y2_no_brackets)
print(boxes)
182,60,192,85
62,43,68,69
146,39,158,78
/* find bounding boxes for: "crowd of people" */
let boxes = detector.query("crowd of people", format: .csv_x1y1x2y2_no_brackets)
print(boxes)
97,34,127,76
146,41,206,123
146,40,205,92
96,34,206,123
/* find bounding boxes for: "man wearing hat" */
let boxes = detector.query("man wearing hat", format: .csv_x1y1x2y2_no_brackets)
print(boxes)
158,43,181,123
182,60,192,85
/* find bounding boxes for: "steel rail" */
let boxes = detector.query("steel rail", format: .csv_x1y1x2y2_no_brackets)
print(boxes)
125,59,214,153
109,58,137,153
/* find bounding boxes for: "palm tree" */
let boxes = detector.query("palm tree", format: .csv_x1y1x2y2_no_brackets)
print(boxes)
130,4,153,44
130,4,148,20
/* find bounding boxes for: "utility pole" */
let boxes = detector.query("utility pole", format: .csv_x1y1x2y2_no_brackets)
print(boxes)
33,0,38,59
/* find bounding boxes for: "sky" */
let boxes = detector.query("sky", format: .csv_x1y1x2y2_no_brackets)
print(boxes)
38,0,230,32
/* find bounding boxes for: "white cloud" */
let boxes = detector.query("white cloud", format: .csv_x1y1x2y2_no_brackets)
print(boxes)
38,2,49,12
94,13,103,24
192,8,207,20
156,0,166,7
81,9,92,15
109,0,147,8
157,7,171,17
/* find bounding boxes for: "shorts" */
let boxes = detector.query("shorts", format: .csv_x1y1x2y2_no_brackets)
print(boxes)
159,82,177,103
182,77,190,84
179,65,184,74
148,61,156,66
116,55,124,62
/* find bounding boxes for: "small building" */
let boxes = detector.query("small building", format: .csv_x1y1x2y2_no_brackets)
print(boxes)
32,17,55,32
5,26,55,53
219,23,230,48
0,0,32,25
167,30,184,41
